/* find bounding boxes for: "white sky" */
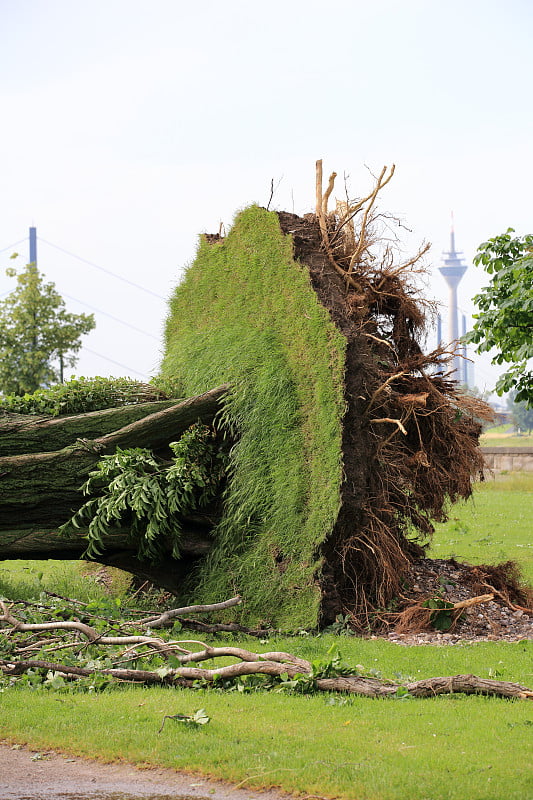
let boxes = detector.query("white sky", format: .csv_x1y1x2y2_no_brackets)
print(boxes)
1,0,531,397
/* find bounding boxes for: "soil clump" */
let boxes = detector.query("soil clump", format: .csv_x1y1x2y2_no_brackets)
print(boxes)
377,557,533,645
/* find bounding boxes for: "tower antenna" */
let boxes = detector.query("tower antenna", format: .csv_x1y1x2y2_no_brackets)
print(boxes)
438,217,467,382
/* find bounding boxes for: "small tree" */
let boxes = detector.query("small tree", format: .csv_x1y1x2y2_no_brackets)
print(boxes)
466,229,533,406
0,262,95,395
507,391,533,435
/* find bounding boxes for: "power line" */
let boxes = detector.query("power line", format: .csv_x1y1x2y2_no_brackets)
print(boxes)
38,237,166,300
80,346,152,379
1,238,161,337
0,238,27,255
61,291,159,340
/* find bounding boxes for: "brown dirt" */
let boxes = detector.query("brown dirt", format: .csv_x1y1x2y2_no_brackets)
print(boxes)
0,742,291,800
276,211,491,629
373,557,533,645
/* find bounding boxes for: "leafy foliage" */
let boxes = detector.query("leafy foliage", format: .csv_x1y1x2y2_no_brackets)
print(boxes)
158,709,210,732
507,390,533,435
60,424,228,561
466,229,533,405
0,262,95,395
422,596,455,632
0,375,168,417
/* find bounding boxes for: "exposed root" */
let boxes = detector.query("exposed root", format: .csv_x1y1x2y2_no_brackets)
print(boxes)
393,594,494,635
467,562,533,612
278,161,494,628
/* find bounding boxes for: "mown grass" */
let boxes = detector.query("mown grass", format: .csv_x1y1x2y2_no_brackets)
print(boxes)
480,423,533,447
430,472,533,584
1,478,532,799
0,559,131,604
481,433,533,447
1,638,532,800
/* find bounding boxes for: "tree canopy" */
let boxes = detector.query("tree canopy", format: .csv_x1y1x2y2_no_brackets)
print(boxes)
466,229,533,406
0,262,95,395
507,390,533,435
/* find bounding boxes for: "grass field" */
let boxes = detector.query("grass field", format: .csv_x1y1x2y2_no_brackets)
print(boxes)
0,559,131,604
1,473,532,800
1,638,531,800
429,472,533,584
480,423,533,448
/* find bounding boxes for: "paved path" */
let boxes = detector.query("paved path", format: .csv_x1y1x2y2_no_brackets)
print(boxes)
0,742,290,800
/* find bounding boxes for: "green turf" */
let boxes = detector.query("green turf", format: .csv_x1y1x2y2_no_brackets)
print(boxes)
481,434,533,447
430,474,533,584
0,559,131,603
1,638,532,800
158,205,347,628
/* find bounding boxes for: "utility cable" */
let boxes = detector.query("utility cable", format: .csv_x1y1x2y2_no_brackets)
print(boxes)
0,238,27,255
38,237,166,300
61,292,159,340
80,346,152,379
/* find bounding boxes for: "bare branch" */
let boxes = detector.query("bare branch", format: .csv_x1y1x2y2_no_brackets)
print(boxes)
2,657,531,700
136,595,242,628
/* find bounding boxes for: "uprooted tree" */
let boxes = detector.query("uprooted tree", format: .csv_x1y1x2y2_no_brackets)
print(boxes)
0,162,494,630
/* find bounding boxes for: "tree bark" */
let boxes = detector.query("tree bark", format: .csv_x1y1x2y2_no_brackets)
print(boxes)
0,385,229,588
0,400,179,456
2,659,531,700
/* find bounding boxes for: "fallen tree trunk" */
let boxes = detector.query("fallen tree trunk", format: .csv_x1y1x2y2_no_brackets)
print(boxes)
0,400,179,456
0,386,229,588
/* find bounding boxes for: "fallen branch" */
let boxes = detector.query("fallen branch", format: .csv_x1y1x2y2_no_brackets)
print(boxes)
1,658,531,700
3,598,531,701
135,595,242,628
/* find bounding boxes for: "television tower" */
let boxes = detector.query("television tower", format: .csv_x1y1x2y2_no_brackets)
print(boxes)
438,219,467,382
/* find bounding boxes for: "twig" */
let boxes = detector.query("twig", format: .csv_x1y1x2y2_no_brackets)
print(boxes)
136,595,242,627
315,160,361,290
266,178,274,211
347,165,395,275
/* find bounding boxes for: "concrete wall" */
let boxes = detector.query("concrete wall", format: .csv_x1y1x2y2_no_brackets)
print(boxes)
481,447,533,472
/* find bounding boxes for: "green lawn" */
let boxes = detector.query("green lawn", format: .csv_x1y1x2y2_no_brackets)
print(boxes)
429,472,533,584
1,473,533,800
481,434,533,447
1,638,532,800
0,558,131,603
480,424,533,448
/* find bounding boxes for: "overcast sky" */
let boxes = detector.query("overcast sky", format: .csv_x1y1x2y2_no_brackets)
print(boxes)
1,0,531,396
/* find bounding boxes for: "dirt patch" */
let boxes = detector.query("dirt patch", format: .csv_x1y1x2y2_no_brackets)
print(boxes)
374,557,533,645
0,742,291,800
